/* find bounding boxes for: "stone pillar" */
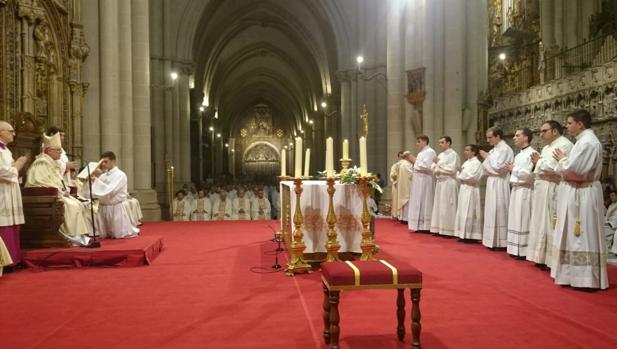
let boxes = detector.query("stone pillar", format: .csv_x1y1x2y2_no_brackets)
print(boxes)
132,0,161,220
178,71,191,184
443,0,465,153
553,0,564,49
386,0,405,170
540,0,555,47
339,74,351,160
119,0,134,189
564,0,578,49
465,0,488,146
100,0,121,152
421,0,436,143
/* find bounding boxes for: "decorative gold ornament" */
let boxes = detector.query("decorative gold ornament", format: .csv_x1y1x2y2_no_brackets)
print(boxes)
574,219,581,237
275,128,284,138
285,177,311,275
325,177,341,262
360,104,369,139
339,158,351,176
240,128,248,137
359,176,376,261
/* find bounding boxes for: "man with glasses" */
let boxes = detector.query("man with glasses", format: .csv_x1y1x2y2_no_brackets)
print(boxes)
527,121,573,268
25,133,92,246
0,121,29,265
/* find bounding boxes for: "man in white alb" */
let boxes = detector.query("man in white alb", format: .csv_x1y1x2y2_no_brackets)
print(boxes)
172,190,192,222
454,144,484,240
83,151,139,239
250,188,271,220
479,127,514,249
605,191,617,253
407,135,436,232
212,190,233,220
191,189,212,221
527,121,573,267
396,151,414,223
505,128,535,258
232,188,251,220
551,109,608,289
430,136,460,236
389,151,404,220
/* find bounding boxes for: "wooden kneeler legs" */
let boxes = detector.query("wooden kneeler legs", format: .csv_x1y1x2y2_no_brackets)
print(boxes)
322,283,422,349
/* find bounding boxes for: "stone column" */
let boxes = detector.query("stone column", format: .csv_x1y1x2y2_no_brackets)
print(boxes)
339,73,351,160
465,0,488,146
132,0,161,220
100,0,121,152
443,0,465,153
421,0,436,143
564,0,578,49
540,0,555,47
178,70,191,184
386,0,405,170
553,0,564,49
119,0,134,189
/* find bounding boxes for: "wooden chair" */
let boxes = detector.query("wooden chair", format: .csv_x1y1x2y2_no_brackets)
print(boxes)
321,259,423,349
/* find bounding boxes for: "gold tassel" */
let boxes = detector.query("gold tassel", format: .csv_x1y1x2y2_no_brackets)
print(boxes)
574,220,581,237
551,211,557,229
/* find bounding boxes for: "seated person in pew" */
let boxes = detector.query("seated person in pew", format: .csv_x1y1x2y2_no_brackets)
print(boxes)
25,133,92,246
212,189,233,221
250,188,271,220
172,190,192,222
191,189,212,221
232,188,251,220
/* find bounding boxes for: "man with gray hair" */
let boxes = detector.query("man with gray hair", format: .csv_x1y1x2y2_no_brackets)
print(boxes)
0,121,29,265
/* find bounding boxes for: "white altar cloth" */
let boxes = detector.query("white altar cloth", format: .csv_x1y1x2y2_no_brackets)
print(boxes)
281,180,363,253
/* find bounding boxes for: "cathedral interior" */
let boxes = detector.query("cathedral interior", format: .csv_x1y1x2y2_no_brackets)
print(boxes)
1,0,616,220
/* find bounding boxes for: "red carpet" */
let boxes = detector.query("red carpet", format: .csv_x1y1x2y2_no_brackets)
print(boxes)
21,235,164,269
1,220,616,349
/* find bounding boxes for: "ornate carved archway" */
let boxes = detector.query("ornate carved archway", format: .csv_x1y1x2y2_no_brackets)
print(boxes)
241,141,280,177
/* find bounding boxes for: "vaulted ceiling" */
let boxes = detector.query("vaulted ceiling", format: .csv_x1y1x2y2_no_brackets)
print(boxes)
189,0,343,137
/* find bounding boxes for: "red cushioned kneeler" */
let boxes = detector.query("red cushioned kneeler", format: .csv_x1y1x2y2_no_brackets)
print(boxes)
321,259,423,349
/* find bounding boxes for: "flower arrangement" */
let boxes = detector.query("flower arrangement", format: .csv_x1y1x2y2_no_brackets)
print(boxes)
314,166,383,196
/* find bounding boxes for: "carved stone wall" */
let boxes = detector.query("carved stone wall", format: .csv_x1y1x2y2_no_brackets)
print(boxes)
489,59,617,187
0,0,87,158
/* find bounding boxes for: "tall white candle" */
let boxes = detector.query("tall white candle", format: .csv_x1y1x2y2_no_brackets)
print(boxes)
294,137,302,178
280,147,286,177
342,139,349,159
359,136,367,176
304,148,311,177
326,137,334,177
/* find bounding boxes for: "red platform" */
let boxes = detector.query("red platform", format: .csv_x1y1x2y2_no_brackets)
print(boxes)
21,235,164,269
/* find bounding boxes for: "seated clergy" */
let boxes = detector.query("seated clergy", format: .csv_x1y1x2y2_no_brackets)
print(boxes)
172,190,192,222
191,189,212,221
212,190,233,220
25,133,91,246
232,188,251,220
250,188,271,220
81,151,139,239
124,195,143,227
605,190,617,251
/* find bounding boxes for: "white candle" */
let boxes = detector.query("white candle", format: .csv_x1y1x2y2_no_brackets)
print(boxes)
342,139,349,159
294,137,302,178
304,148,311,177
325,137,334,177
280,147,286,177
359,136,367,176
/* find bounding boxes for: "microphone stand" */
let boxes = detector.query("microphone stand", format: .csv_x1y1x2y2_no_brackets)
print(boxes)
85,163,101,248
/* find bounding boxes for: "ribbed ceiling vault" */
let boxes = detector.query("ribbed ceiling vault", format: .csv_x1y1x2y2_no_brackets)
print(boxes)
190,0,340,137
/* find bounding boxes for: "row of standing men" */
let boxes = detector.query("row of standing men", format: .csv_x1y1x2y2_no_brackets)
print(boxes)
389,109,612,290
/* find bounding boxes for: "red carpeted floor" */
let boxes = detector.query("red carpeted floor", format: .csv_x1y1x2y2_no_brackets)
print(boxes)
1,219,616,349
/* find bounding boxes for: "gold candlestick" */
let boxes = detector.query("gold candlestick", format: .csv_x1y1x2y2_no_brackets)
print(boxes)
276,176,292,242
285,177,312,275
359,176,376,261
325,177,340,262
339,158,352,176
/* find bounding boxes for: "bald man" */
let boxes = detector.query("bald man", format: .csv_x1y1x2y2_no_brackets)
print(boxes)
0,121,29,265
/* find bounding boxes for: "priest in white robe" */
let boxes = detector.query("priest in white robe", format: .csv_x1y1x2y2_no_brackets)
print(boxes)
479,127,514,248
191,189,212,221
172,190,193,222
527,121,574,266
551,109,608,289
250,188,271,220
25,133,91,246
0,237,12,275
232,189,251,220
407,136,436,232
396,151,413,222
124,196,143,226
389,151,404,219
430,136,460,236
83,151,139,239
0,121,28,265
505,128,536,257
212,190,233,220
454,144,484,240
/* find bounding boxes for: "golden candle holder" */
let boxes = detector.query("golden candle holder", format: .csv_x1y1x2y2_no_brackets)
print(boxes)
339,158,352,176
359,176,376,261
277,175,292,241
285,177,312,276
325,177,341,262
166,162,175,221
